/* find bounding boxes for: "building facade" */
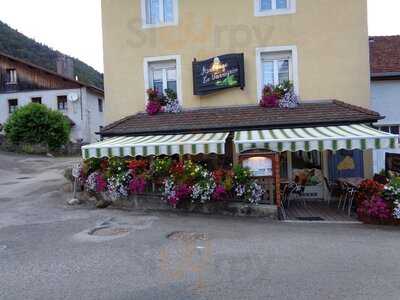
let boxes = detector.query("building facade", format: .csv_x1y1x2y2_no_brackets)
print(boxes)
370,36,400,173
102,0,370,123
0,53,105,143
93,0,397,210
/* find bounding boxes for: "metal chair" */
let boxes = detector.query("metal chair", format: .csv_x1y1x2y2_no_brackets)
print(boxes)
337,181,348,210
337,181,357,216
284,182,306,208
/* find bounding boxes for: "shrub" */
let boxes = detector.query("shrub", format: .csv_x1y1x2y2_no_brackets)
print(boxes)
4,103,71,150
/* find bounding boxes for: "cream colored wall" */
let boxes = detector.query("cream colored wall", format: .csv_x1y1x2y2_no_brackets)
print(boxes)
102,0,370,124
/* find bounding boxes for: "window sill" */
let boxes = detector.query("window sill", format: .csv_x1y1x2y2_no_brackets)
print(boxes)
142,22,178,29
255,8,296,17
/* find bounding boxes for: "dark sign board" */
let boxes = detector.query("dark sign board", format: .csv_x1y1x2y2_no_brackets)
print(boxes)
193,53,245,95
386,153,400,173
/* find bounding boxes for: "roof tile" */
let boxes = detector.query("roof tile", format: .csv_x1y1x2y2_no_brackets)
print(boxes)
102,100,382,137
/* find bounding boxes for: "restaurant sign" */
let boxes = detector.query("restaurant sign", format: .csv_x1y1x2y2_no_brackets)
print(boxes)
192,53,245,95
242,156,273,177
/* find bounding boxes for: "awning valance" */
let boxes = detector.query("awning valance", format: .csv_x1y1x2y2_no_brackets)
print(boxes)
82,133,229,159
234,124,398,153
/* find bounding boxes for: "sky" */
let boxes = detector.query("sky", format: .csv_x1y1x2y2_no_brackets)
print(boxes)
0,0,398,74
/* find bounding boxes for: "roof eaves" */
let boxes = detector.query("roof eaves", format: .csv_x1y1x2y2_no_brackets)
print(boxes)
0,51,104,95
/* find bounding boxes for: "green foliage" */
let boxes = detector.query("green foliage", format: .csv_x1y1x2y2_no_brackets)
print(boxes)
273,80,293,98
4,103,71,150
233,165,252,185
152,158,173,178
164,89,177,102
0,21,103,89
106,157,128,177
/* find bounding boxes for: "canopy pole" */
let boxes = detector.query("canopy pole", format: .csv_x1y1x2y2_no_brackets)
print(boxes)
274,153,282,208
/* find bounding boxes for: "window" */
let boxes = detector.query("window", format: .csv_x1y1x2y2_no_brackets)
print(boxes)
261,52,291,86
32,97,42,104
391,126,400,135
142,0,178,28
144,55,182,103
6,69,17,84
149,61,177,95
256,46,299,101
98,98,103,112
8,99,18,114
57,96,68,111
378,125,400,135
255,0,296,16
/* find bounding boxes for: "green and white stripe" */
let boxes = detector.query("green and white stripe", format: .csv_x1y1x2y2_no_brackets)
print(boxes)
234,124,398,153
82,132,229,159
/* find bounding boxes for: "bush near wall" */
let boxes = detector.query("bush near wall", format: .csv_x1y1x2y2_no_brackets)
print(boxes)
4,103,71,151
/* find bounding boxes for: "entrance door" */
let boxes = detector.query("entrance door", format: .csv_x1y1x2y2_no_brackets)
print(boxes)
328,150,364,180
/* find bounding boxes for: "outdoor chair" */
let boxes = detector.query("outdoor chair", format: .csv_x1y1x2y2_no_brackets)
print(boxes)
323,177,340,206
282,182,306,208
337,181,357,216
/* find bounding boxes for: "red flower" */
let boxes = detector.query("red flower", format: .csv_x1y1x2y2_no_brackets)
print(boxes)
171,162,185,177
213,169,225,184
128,160,148,174
100,160,109,171
146,88,160,101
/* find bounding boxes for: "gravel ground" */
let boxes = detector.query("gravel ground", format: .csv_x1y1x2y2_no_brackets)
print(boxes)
0,150,399,300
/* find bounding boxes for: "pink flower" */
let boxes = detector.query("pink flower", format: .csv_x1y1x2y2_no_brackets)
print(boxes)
146,101,161,115
96,174,107,192
175,184,192,200
168,196,179,207
357,196,391,221
260,95,279,108
129,177,147,194
212,185,227,202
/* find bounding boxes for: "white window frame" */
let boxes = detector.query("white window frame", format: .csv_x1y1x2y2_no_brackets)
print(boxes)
256,45,299,101
254,0,296,17
261,53,292,87
6,69,17,84
143,55,182,105
141,0,179,29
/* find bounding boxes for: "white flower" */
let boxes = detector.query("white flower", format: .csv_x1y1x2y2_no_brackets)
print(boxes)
393,200,400,220
85,172,99,192
164,100,182,114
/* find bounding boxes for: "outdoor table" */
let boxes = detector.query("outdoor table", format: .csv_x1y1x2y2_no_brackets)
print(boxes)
337,177,364,188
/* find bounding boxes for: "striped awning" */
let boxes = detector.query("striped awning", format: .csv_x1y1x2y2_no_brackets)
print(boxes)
234,124,398,153
82,132,229,159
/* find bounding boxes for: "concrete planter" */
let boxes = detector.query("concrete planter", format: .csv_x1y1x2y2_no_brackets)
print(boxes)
75,191,277,219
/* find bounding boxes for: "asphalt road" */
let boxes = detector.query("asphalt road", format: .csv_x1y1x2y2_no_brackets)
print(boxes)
0,150,399,300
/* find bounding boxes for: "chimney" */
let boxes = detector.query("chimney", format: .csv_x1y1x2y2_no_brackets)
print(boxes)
56,55,74,79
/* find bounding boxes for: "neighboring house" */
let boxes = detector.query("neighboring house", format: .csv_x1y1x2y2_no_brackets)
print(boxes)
90,0,397,206
0,52,105,143
370,36,400,173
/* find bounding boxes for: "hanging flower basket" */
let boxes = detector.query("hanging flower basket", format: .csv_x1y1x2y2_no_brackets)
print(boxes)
259,81,299,109
145,88,182,115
